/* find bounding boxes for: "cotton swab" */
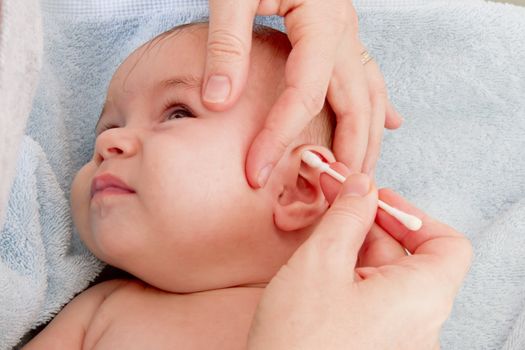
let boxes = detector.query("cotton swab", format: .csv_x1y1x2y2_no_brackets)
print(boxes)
301,151,423,231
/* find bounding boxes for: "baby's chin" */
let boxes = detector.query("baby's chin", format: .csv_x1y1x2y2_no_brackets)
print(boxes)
84,223,287,293
233,282,269,289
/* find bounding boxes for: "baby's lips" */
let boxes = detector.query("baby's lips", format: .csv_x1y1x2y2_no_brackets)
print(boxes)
91,173,135,198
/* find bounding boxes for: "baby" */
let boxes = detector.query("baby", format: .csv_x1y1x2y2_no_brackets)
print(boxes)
25,22,336,349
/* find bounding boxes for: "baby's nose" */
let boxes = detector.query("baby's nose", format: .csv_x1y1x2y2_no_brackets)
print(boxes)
94,128,140,164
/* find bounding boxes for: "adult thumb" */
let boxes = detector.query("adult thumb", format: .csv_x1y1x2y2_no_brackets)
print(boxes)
202,0,259,110
308,173,378,275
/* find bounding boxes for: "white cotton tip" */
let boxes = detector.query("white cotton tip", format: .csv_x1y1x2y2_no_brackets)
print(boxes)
378,200,423,231
301,151,345,183
301,150,327,170
404,216,423,231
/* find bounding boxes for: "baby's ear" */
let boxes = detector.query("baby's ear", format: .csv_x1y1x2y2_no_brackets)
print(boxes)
272,145,335,232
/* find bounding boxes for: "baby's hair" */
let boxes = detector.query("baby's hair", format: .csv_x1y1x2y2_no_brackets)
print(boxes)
143,22,336,148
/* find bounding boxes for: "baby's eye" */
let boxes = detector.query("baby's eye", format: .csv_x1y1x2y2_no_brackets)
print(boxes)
165,106,195,121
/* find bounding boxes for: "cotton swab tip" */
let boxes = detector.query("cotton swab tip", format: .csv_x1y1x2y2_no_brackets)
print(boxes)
378,200,422,231
405,216,423,231
301,150,325,169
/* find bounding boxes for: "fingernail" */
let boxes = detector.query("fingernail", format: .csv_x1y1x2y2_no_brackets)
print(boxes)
204,75,231,103
257,164,273,188
342,173,370,197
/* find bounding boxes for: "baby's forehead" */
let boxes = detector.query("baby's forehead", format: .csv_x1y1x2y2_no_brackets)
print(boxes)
111,26,206,81
108,23,287,101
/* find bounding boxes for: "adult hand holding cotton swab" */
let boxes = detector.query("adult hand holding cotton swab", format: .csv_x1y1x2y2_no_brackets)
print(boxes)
249,168,471,350
301,151,422,231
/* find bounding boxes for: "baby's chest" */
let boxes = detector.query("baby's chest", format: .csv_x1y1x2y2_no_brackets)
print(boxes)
84,284,262,350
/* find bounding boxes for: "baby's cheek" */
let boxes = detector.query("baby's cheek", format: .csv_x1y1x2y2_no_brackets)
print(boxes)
71,165,90,217
70,163,97,246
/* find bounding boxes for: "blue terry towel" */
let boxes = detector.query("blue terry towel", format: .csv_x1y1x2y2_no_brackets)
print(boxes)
1,0,524,349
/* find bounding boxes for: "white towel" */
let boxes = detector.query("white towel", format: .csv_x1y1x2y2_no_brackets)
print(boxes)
0,0,42,230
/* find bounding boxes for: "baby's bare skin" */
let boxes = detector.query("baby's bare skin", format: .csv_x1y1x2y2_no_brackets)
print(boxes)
25,24,333,348
87,281,263,349
26,279,263,349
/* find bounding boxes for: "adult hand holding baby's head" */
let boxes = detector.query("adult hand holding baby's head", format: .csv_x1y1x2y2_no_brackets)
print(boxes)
201,0,403,189
247,168,473,350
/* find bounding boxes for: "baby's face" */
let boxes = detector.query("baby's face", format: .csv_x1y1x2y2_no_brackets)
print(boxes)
71,25,311,293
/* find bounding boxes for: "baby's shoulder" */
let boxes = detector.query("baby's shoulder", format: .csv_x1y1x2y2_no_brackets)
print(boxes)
81,281,264,350
97,278,148,298
23,279,133,349
77,278,144,314
88,278,139,297
80,279,147,348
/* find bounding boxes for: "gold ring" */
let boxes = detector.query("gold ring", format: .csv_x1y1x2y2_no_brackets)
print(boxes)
361,50,373,65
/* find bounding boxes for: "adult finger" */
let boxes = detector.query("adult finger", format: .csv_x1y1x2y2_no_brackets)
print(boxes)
361,60,387,175
318,164,402,272
202,0,259,110
245,2,348,188
301,173,378,279
319,162,351,204
357,223,407,268
319,166,404,270
376,188,473,287
385,100,403,130
328,34,371,172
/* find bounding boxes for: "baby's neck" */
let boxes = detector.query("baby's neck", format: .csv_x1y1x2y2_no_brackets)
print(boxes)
235,282,268,288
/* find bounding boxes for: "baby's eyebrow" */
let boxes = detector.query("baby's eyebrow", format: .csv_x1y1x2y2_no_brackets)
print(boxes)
159,74,202,90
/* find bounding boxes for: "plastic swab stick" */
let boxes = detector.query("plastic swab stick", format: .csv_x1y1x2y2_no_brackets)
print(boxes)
301,151,422,231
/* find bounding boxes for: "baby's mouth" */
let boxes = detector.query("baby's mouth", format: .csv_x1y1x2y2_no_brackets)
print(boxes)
90,173,136,199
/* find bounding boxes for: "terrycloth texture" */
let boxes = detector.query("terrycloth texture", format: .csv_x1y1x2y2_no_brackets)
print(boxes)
1,137,102,350
0,0,523,348
0,0,43,231
364,3,525,349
